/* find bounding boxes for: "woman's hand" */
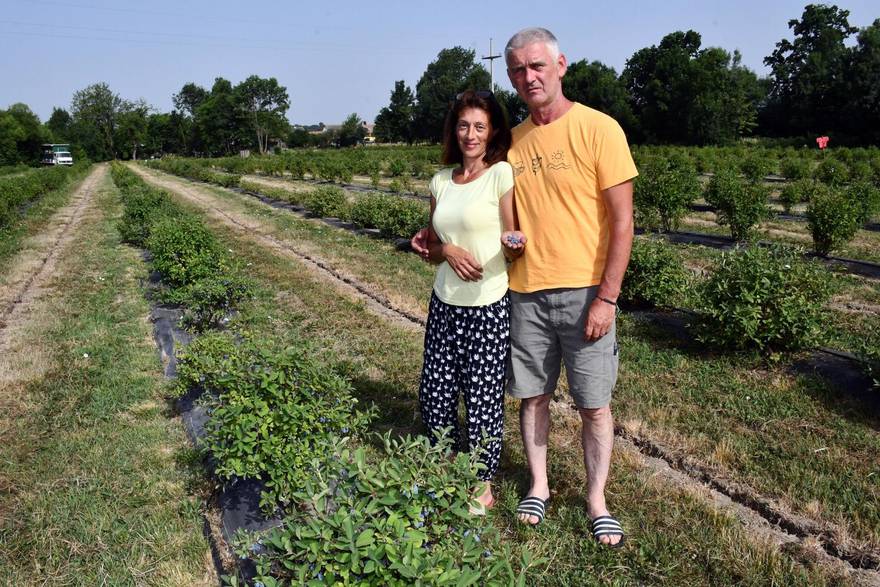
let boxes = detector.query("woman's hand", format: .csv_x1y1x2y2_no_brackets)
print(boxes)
501,230,527,260
443,243,483,281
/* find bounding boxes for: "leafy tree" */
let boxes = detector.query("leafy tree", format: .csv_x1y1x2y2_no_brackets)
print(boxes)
194,78,248,156
495,88,528,126
841,19,880,143
374,80,415,143
622,31,762,144
173,83,209,117
413,47,490,142
234,75,290,154
762,4,857,137
1,104,46,163
47,107,72,142
563,60,636,135
115,100,150,160
71,82,123,160
0,111,25,165
336,113,366,147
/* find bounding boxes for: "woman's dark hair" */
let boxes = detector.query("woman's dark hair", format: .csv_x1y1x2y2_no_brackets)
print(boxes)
441,90,512,166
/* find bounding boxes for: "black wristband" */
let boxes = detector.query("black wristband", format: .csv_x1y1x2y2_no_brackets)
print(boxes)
598,296,617,307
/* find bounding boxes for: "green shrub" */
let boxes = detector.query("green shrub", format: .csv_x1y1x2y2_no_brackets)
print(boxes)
175,273,252,332
813,157,849,186
847,181,880,225
350,192,388,229
116,184,177,245
147,216,226,288
305,185,350,219
387,158,408,177
621,238,691,308
848,160,873,183
236,434,536,586
199,340,372,511
704,167,770,241
379,198,429,240
778,179,819,214
806,184,861,256
634,158,700,232
779,157,811,181
174,331,240,398
696,245,834,352
739,154,772,183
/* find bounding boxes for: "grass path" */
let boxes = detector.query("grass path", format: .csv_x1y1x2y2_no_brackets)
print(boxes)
134,165,880,585
0,165,215,586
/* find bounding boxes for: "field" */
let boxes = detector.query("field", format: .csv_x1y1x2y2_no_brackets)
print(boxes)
0,148,878,586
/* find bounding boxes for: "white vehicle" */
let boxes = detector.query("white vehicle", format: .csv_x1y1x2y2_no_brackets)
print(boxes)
41,144,74,166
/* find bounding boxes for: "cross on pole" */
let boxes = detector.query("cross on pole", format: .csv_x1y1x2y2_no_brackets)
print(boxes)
482,38,502,92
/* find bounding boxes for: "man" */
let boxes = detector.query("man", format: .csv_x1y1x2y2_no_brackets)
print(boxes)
412,27,636,548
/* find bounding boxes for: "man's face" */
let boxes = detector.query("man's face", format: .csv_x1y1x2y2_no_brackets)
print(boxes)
506,41,567,111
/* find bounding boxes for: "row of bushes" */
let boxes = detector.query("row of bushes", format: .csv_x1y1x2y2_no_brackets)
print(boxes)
623,239,837,353
636,156,880,255
119,162,533,584
633,144,880,182
625,238,878,382
178,333,527,585
111,163,251,330
0,162,91,229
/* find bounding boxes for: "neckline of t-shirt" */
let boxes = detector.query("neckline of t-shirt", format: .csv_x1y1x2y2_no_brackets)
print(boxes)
526,102,580,131
448,162,497,186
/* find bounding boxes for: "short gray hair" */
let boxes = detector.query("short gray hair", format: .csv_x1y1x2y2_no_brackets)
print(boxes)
505,28,560,62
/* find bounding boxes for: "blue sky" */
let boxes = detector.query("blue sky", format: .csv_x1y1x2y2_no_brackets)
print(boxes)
1,0,877,125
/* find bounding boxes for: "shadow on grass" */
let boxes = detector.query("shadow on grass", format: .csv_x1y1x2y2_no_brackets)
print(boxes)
791,353,880,431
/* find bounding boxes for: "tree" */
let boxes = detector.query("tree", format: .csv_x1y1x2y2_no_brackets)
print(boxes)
173,82,209,117
0,111,25,165
234,75,290,154
115,100,150,160
495,88,528,126
71,82,123,160
337,113,366,147
841,19,880,143
622,31,762,144
2,104,46,163
413,47,490,142
762,4,857,137
374,80,415,143
47,107,72,142
194,78,248,156
562,60,636,135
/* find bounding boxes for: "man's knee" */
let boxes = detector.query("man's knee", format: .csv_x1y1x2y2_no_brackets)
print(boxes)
521,393,552,412
578,404,612,423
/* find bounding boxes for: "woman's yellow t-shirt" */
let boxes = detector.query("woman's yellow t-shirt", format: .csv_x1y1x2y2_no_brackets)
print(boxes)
430,161,514,307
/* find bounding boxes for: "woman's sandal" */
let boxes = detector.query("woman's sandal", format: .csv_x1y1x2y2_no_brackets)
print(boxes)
515,496,548,525
591,515,626,548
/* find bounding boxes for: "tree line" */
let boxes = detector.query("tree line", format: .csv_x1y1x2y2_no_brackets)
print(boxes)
1,3,877,167
375,4,879,146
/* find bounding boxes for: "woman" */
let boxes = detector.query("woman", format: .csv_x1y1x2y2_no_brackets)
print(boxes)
417,90,525,513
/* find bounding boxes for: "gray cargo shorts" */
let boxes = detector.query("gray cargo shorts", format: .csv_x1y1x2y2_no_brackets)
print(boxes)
507,286,619,409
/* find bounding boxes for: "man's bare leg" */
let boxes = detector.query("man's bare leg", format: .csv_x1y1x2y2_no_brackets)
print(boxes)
579,405,619,545
518,393,552,524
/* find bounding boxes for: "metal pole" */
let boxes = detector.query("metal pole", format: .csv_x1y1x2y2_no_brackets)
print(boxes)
482,37,502,92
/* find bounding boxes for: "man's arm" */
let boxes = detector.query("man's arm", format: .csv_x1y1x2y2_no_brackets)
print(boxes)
584,179,634,341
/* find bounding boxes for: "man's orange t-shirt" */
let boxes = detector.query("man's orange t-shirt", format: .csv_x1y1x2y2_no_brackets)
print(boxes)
507,103,638,293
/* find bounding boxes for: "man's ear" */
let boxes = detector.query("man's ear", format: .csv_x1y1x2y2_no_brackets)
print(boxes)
558,52,568,77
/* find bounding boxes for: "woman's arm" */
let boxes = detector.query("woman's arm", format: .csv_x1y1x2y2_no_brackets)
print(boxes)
499,187,526,259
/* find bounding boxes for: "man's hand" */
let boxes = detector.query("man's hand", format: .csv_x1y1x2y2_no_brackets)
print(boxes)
443,244,483,281
501,230,527,260
584,297,615,341
410,227,430,260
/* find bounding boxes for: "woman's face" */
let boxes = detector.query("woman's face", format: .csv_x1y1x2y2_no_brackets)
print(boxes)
456,107,492,162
